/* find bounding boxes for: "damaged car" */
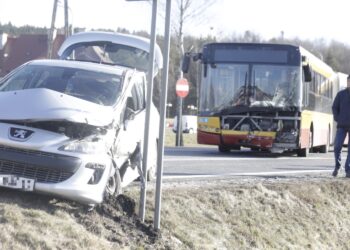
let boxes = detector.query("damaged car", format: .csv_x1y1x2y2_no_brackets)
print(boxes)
0,59,159,205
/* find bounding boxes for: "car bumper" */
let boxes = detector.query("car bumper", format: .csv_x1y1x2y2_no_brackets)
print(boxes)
0,144,112,205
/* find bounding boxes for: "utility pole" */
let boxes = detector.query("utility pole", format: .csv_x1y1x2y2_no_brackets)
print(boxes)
47,0,58,59
64,0,70,37
48,0,70,59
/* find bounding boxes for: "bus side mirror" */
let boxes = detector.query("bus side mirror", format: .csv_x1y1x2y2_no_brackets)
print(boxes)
182,52,191,74
303,64,312,82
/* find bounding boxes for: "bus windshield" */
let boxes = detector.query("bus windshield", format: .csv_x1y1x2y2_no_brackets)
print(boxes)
200,63,301,114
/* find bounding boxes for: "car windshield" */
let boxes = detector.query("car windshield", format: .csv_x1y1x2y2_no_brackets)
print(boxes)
61,42,149,72
0,64,122,106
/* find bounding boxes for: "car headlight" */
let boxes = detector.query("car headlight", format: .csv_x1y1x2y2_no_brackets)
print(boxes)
59,140,107,154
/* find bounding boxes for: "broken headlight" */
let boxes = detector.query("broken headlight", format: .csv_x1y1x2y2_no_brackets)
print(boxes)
59,139,107,154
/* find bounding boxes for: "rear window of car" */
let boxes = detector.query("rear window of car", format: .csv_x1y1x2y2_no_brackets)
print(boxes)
61,42,149,72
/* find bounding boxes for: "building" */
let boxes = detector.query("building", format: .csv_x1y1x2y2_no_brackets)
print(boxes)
0,33,65,77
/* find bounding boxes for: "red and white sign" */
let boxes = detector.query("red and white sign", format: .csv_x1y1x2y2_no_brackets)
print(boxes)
176,78,189,98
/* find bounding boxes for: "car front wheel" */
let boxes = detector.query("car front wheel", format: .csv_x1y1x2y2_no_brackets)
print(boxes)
105,168,122,197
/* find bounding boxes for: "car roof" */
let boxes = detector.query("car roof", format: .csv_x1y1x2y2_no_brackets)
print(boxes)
57,31,163,71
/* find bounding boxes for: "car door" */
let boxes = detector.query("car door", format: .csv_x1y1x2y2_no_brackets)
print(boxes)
115,76,146,165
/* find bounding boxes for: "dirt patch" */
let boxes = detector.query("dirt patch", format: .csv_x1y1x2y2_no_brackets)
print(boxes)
72,194,161,248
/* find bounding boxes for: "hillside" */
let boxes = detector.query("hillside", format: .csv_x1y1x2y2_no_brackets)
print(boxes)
1,174,350,249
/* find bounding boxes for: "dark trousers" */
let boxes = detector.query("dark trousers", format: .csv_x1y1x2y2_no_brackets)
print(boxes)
334,128,350,173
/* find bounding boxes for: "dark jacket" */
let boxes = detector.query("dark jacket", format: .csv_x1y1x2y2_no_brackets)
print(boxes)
332,88,350,128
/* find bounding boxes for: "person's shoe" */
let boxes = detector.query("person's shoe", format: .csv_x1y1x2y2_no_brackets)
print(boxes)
332,168,339,177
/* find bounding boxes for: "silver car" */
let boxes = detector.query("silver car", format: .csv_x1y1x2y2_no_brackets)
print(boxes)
0,59,159,205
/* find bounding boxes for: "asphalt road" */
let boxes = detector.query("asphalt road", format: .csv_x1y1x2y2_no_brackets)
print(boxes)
162,146,340,180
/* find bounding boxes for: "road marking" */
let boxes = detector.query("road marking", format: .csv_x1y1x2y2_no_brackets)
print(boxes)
164,157,334,162
163,169,331,179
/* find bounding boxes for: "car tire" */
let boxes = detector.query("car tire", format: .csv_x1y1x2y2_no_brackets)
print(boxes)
105,168,122,197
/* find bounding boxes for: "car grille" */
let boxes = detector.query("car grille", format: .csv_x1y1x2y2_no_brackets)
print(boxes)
0,145,76,183
0,144,60,158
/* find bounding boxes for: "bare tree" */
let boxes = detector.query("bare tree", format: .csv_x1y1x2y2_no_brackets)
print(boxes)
170,0,216,76
165,0,217,145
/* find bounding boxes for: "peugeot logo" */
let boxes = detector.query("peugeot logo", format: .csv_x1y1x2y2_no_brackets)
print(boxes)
8,127,34,141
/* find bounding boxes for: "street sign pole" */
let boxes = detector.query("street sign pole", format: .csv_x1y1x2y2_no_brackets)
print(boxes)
154,0,171,230
176,96,183,146
175,78,189,147
139,0,157,222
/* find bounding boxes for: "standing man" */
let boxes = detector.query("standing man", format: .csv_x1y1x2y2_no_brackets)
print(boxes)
332,75,350,177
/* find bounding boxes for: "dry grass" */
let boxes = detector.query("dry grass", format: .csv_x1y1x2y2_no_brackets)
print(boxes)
0,200,112,250
128,177,350,249
164,127,198,147
2,176,350,249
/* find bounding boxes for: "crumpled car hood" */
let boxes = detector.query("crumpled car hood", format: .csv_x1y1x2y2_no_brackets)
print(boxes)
0,88,115,127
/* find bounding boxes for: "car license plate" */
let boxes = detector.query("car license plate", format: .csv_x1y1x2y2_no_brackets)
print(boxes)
0,175,35,191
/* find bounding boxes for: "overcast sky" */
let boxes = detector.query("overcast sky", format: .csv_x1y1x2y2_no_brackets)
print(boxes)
1,0,350,45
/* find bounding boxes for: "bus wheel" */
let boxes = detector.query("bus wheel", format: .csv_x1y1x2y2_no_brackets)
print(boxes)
218,145,230,153
231,145,241,151
297,148,308,157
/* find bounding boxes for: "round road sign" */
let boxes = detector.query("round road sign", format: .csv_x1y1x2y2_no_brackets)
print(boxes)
176,78,189,98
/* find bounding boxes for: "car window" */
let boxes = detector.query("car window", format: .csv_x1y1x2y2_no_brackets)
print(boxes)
0,64,123,106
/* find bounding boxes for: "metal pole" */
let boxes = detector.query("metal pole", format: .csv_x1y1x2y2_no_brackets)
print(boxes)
154,0,171,230
64,0,69,37
139,0,158,222
176,96,184,146
47,0,58,58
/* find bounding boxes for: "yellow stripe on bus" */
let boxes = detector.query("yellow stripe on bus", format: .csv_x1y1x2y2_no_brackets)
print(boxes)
222,130,276,137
